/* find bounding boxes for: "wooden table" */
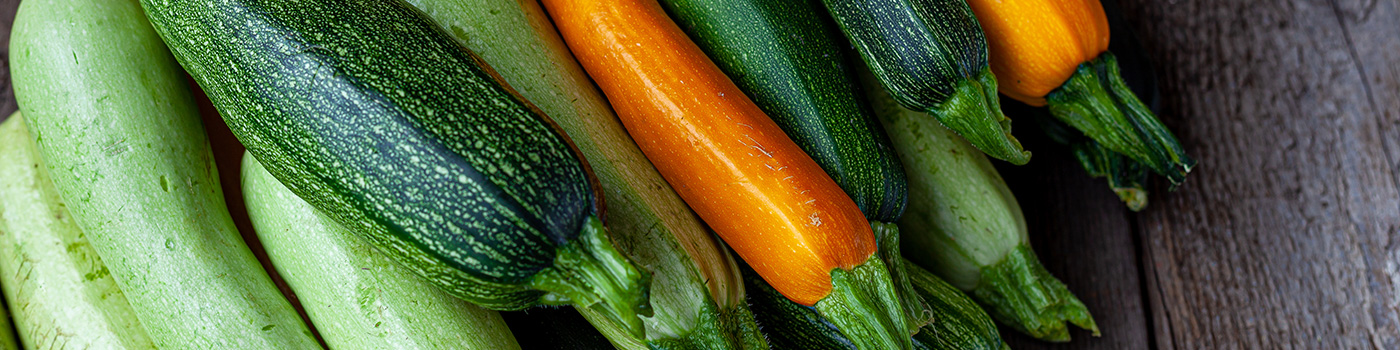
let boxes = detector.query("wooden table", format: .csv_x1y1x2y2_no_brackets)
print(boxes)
2,0,1393,348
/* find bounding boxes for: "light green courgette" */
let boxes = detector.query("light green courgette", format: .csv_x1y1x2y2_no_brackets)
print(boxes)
241,153,520,350
10,0,321,347
0,114,86,350
863,69,1099,342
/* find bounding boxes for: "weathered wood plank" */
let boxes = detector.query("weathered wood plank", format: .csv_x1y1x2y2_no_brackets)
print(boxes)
1116,0,1400,348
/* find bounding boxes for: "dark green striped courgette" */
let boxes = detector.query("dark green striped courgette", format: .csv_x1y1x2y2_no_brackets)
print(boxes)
140,0,650,335
819,0,1030,165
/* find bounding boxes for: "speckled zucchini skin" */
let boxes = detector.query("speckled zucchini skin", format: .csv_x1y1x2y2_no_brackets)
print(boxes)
819,0,1030,164
140,0,604,309
660,0,906,222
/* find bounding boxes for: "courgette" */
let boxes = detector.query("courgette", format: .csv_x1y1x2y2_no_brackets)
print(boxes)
403,1,761,348
0,114,117,350
818,0,1029,165
140,0,650,335
659,0,930,336
10,0,321,347
241,153,520,350
745,257,1003,350
863,69,1099,341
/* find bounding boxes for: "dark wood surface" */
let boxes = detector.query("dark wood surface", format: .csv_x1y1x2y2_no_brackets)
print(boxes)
3,0,1396,348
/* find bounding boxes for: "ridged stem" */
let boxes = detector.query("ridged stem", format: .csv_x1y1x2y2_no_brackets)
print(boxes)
929,68,1031,165
1047,52,1195,185
872,221,933,335
814,256,914,350
970,244,1098,342
1034,113,1150,211
531,216,651,338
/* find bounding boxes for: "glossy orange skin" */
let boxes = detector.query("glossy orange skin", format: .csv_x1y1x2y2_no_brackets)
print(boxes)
968,0,1110,106
541,0,876,306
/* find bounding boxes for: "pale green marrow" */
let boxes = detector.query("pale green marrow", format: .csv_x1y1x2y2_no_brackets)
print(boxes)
242,152,520,350
0,114,104,350
9,0,321,347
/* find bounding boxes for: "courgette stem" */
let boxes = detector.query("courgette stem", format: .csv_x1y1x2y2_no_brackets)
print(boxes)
531,217,652,338
743,254,1004,350
873,222,934,335
974,245,1099,341
929,68,1031,165
1033,111,1150,210
863,67,1098,342
241,154,520,350
0,114,141,350
1047,52,1195,185
815,257,914,350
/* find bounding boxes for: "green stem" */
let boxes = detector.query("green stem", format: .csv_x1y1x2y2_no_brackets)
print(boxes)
872,221,933,335
971,245,1098,342
815,256,914,350
531,216,652,338
1047,52,1195,185
1035,113,1150,211
929,68,1031,165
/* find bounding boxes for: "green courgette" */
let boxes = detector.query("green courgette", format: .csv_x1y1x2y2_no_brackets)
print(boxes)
140,0,650,335
10,0,321,347
863,69,1099,341
745,258,1003,350
403,1,761,348
0,114,112,350
241,153,520,350
819,0,1029,165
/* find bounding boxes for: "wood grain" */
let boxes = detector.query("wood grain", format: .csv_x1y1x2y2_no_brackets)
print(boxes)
1116,0,1400,348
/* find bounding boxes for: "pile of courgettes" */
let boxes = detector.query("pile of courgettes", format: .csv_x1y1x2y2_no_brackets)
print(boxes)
0,0,1188,348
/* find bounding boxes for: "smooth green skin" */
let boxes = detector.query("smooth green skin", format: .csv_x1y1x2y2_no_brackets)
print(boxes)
1034,112,1149,211
241,153,520,350
403,1,758,348
744,256,1002,350
660,0,907,222
139,0,649,334
863,71,1099,341
819,0,1029,165
1047,53,1195,186
0,115,143,350
9,0,320,347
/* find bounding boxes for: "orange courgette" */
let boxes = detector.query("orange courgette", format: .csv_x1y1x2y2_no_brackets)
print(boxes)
969,0,1195,185
540,1,914,348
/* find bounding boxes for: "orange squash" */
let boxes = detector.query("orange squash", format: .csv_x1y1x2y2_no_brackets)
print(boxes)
970,0,1109,107
967,0,1194,186
541,0,914,348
